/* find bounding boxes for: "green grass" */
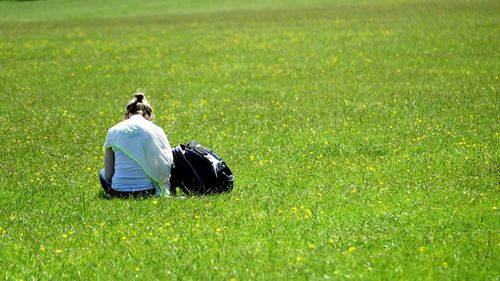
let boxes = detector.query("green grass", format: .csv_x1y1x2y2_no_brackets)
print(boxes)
0,0,499,279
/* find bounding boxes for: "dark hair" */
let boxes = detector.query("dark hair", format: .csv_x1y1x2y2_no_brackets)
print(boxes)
125,93,153,119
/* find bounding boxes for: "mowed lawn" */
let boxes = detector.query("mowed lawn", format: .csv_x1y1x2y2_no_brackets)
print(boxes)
0,0,498,279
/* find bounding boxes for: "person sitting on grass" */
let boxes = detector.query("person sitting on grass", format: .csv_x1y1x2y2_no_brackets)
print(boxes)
99,93,174,198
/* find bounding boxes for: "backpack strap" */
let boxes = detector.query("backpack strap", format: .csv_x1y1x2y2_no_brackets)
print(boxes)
177,148,206,193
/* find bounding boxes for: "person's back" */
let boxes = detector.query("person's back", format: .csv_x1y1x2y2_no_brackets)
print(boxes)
111,146,153,192
99,93,173,197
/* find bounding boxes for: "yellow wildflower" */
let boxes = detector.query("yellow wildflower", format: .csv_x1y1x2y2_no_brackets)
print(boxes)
304,209,312,219
418,246,425,254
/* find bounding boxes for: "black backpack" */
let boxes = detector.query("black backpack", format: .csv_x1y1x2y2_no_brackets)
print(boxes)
170,141,234,196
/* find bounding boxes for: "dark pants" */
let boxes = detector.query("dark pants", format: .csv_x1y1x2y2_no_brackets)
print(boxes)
99,170,155,198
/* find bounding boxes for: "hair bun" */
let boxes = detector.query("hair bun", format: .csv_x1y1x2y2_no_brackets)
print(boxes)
135,93,145,103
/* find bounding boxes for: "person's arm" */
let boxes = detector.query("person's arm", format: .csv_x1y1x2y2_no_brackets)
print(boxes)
104,147,115,182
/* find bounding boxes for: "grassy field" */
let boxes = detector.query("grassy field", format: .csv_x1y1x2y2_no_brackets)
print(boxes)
0,0,498,279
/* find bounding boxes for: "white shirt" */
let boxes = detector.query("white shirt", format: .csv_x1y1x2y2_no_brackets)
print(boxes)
111,147,153,192
104,114,174,196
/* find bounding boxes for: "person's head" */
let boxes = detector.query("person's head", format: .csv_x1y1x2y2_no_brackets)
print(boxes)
125,93,153,120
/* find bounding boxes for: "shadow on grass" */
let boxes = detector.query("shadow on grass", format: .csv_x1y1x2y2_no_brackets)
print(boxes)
96,190,155,200
96,190,192,200
96,190,224,200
